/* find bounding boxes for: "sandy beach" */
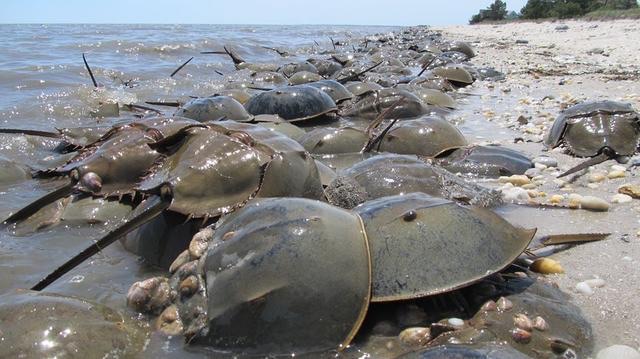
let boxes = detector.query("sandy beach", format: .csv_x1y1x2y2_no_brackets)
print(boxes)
437,19,640,354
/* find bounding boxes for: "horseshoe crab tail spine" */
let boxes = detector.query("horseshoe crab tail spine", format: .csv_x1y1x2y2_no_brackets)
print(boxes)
557,150,612,178
31,194,171,291
2,182,75,225
223,46,245,66
337,61,383,84
170,57,194,78
82,53,98,88
0,128,62,139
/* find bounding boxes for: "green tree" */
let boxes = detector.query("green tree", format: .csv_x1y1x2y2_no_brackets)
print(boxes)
469,0,509,24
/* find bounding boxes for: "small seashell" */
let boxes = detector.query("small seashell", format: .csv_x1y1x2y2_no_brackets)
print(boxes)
398,327,431,346
530,258,564,274
222,231,236,241
549,194,564,204
189,236,209,259
533,156,558,168
499,175,531,186
514,313,533,331
611,193,633,204
575,281,594,295
126,277,172,314
156,305,184,336
533,316,549,331
511,327,532,344
447,318,464,328
179,275,199,297
607,170,625,179
481,300,497,312
579,195,610,212
596,344,640,359
584,278,605,288
497,297,513,312
169,250,191,274
588,173,606,183
618,184,640,199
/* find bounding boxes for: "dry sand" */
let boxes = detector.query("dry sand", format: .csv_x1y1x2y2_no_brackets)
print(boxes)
435,19,640,354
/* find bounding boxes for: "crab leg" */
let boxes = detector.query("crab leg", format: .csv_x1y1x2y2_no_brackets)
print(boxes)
32,194,171,291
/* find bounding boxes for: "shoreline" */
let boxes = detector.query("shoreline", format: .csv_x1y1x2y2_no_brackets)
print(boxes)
436,19,640,353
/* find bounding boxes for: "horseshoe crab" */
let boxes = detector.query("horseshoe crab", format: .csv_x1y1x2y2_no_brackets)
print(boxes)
131,197,372,356
0,290,145,358
298,126,368,154
244,85,338,122
287,70,322,85
223,46,279,72
544,100,640,177
342,89,425,120
433,145,533,177
28,121,323,290
430,65,474,88
127,193,533,356
3,117,200,225
174,95,253,122
376,117,468,157
354,193,535,301
325,154,502,209
440,41,475,58
305,79,354,103
346,81,383,96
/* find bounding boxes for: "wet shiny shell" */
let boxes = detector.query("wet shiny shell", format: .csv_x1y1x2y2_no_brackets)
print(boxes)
431,66,474,87
345,81,383,96
257,121,306,141
410,88,456,108
334,154,448,199
354,192,535,301
305,79,354,103
545,100,640,157
195,197,371,355
440,41,475,58
378,117,468,156
288,71,322,85
298,127,368,154
58,125,165,196
0,291,144,358
174,96,253,122
138,122,322,218
434,145,533,177
279,61,319,77
244,85,338,122
342,89,426,120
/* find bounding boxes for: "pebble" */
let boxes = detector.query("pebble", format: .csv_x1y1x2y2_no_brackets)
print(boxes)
584,278,606,288
575,281,594,295
499,175,530,186
534,162,547,170
549,194,564,204
579,195,610,211
611,164,627,172
502,187,530,202
533,156,558,167
596,345,640,359
611,193,633,204
619,184,640,199
608,170,626,179
525,168,542,178
589,173,607,183
530,258,564,274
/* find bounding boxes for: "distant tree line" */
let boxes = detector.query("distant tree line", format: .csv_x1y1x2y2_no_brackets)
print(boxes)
470,0,639,23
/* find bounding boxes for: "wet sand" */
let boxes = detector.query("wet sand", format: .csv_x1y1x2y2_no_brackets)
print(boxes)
437,19,640,353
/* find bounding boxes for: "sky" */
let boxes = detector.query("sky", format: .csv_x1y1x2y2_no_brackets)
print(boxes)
1,0,529,26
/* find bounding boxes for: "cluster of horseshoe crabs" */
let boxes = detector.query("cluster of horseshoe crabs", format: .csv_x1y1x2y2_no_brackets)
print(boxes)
0,26,601,358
